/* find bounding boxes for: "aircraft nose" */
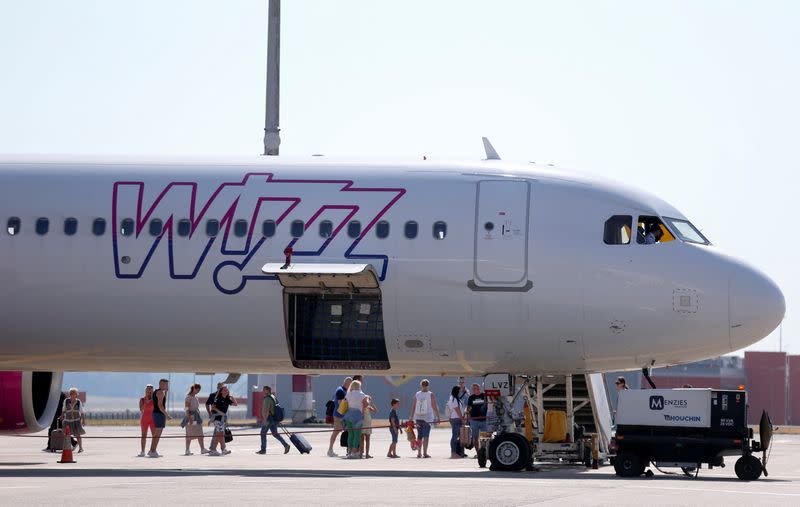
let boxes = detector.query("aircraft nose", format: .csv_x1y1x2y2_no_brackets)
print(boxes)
729,264,785,350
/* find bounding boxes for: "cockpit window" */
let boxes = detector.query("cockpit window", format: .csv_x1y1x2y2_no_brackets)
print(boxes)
636,216,674,245
663,217,709,245
603,215,632,245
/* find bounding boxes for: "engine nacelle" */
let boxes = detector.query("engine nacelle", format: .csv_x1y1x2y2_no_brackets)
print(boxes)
0,371,64,433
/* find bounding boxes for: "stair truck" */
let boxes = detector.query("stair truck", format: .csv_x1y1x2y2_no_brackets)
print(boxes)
476,374,613,471
612,388,773,480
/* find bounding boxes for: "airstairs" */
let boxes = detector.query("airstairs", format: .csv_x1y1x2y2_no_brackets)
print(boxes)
528,373,614,457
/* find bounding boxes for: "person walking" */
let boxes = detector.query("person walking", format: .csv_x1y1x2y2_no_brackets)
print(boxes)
327,376,352,457
182,383,208,455
208,385,236,456
138,384,155,457
148,378,170,458
361,395,377,458
466,383,488,455
256,385,290,455
409,379,440,458
60,387,85,453
447,385,466,458
343,380,367,458
387,398,400,458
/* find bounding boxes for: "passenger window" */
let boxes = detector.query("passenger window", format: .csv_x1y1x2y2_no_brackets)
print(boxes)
319,220,333,238
234,219,248,238
35,218,49,236
206,219,219,237
262,220,276,237
64,218,78,236
92,218,106,236
7,217,21,235
120,218,134,237
291,220,305,238
376,220,389,239
637,216,674,244
603,215,632,245
404,221,418,239
177,219,191,237
149,219,163,237
347,221,361,239
433,221,447,240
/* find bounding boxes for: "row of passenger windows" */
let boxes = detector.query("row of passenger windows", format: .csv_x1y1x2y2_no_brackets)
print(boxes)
5,217,449,240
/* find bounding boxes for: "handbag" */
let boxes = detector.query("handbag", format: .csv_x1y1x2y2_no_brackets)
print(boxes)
224,427,233,443
336,400,348,415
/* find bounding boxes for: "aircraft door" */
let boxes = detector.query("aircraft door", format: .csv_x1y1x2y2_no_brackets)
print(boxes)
470,180,532,291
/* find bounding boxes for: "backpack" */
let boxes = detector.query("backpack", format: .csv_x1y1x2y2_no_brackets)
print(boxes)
273,397,285,422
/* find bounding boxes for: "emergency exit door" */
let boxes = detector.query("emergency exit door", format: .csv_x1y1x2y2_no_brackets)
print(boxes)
469,180,532,291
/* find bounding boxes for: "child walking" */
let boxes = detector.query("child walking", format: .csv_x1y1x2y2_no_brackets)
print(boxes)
362,395,378,458
387,398,400,458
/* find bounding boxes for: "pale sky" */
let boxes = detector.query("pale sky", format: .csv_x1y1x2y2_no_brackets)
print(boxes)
1,1,796,353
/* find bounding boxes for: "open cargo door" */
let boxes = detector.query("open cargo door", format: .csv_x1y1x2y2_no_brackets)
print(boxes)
262,263,389,370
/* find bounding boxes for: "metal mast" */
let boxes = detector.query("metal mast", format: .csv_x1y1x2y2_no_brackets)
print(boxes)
263,0,281,155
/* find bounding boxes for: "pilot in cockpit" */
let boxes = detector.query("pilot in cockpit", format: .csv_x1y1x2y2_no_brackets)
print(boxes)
644,223,664,244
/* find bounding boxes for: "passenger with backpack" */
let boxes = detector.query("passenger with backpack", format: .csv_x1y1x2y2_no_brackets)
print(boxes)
255,385,290,455
327,376,352,457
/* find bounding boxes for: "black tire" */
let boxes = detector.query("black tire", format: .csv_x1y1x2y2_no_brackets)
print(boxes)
488,432,531,471
735,455,763,481
614,452,645,477
477,446,487,468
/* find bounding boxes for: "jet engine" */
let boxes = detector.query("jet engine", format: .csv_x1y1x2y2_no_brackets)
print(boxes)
0,371,64,433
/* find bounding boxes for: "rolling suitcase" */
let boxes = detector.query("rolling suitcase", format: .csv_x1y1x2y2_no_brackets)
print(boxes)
281,424,312,454
459,424,472,447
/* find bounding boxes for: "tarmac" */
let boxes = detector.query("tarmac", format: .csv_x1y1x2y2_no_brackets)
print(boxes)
1,425,799,506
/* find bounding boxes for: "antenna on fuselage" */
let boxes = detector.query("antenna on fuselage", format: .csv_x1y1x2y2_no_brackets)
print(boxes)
263,0,281,156
482,137,501,160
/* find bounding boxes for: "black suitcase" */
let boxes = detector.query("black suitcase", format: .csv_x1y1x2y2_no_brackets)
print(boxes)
281,424,312,454
340,430,348,448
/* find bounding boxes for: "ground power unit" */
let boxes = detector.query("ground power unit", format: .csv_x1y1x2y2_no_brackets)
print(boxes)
613,388,772,480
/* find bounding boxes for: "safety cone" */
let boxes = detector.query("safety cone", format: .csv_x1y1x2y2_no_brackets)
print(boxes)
58,425,76,464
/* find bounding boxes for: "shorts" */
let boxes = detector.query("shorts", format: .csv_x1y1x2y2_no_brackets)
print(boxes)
389,428,398,443
213,418,225,433
152,412,166,429
140,416,155,432
416,420,431,439
333,417,344,430
470,419,487,438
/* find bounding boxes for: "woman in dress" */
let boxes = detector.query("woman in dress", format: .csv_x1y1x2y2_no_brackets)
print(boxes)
138,384,155,457
60,387,85,453
183,383,208,455
360,395,378,458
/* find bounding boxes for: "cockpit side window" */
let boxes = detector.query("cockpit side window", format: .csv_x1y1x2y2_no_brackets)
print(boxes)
636,216,674,245
663,217,709,245
603,215,632,245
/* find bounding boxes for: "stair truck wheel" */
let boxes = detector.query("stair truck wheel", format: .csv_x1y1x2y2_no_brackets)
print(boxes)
735,455,763,481
477,446,487,468
488,432,531,471
614,452,645,477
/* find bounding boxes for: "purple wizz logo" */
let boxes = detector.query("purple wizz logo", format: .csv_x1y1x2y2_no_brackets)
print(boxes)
112,172,405,295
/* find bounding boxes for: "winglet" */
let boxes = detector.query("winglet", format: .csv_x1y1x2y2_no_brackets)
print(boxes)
482,137,500,160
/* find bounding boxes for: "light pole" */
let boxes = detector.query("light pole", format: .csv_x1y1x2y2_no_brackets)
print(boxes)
263,0,280,156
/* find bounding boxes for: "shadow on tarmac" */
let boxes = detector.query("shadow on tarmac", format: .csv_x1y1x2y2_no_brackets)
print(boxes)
0,466,790,483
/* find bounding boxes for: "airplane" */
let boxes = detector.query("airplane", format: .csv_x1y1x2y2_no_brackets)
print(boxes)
0,153,785,432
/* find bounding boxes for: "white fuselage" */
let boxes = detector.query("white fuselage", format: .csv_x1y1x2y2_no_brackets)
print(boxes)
0,157,785,375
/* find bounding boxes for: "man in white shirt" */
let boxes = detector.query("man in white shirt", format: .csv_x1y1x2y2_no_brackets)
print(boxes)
409,379,440,458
